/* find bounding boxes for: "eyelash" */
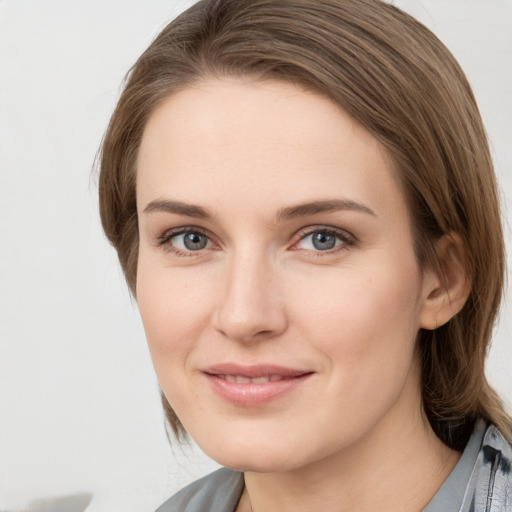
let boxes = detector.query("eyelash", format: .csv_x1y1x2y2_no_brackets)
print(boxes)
293,226,356,256
156,225,356,257
157,227,214,257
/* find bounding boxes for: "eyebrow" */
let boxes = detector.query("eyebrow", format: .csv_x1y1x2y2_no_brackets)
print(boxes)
142,198,376,221
143,199,211,218
276,199,376,221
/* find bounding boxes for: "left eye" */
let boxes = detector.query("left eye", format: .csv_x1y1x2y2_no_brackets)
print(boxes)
169,231,211,251
296,230,346,251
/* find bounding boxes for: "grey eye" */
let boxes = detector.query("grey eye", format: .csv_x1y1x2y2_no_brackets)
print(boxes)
295,230,346,251
311,232,337,250
173,232,210,251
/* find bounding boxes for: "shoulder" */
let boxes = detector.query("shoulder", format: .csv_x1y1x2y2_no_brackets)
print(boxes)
155,467,245,512
471,423,512,511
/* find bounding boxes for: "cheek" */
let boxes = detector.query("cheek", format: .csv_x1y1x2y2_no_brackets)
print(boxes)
288,256,423,370
136,260,216,374
284,260,424,437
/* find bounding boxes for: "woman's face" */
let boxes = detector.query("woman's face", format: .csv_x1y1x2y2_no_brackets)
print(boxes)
136,78,436,472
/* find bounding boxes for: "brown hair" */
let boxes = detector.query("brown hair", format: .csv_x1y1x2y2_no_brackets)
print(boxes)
98,0,511,449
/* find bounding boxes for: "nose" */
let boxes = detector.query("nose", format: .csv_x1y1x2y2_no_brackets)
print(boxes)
212,251,288,343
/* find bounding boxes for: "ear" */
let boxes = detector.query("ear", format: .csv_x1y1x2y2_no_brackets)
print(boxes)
419,233,471,330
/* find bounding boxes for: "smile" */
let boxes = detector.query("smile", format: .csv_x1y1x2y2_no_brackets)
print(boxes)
218,374,286,383
203,364,314,406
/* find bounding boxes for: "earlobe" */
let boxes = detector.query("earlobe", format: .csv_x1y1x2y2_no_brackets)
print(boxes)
419,233,471,330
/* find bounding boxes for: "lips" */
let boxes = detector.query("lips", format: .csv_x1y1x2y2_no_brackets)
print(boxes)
220,374,285,383
204,363,311,379
203,364,313,406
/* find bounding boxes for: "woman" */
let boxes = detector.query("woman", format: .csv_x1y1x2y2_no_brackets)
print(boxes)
98,0,512,510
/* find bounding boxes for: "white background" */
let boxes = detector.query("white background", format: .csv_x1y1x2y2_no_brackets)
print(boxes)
0,1,511,511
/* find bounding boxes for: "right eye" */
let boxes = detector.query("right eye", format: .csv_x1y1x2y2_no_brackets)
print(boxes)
159,229,213,254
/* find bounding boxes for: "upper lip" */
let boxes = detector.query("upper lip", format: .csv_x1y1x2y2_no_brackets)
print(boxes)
203,363,312,378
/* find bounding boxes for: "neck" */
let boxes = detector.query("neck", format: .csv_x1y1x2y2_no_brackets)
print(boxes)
238,364,460,512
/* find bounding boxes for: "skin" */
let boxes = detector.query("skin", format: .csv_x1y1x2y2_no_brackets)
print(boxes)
136,78,464,511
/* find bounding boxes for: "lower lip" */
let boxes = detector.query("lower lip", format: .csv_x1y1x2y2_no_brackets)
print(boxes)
204,373,313,407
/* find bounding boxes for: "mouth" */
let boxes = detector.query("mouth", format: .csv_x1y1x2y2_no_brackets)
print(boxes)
214,374,290,384
202,364,314,406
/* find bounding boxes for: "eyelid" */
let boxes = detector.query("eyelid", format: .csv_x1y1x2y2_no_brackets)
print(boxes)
291,225,357,252
157,226,218,255
155,224,356,256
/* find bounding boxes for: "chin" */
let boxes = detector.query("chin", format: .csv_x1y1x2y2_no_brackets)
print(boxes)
189,424,323,474
212,448,306,474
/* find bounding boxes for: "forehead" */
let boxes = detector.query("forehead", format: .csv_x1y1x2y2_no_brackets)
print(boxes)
136,78,406,223
139,77,377,163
